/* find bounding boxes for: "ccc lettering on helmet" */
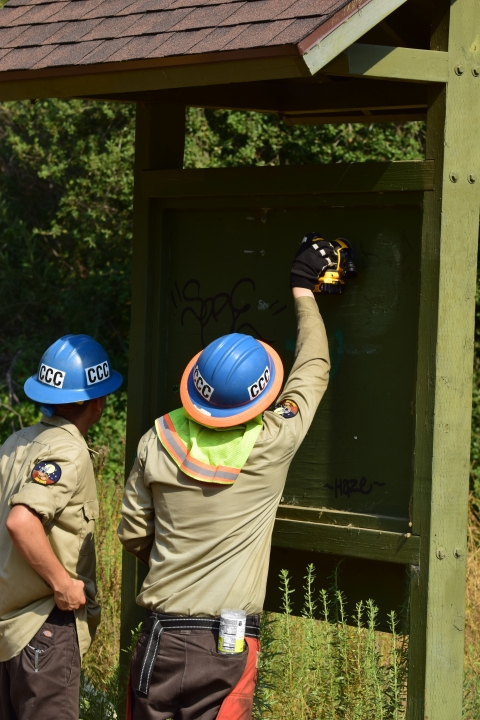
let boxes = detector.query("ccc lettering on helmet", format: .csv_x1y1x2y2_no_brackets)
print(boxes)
85,362,110,386
39,364,65,389
193,365,214,401
248,366,270,401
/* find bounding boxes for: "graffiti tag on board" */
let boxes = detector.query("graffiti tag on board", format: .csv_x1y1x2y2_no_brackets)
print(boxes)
324,477,386,499
172,277,286,348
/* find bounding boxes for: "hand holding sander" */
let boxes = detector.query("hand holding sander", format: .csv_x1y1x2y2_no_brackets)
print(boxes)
290,232,357,294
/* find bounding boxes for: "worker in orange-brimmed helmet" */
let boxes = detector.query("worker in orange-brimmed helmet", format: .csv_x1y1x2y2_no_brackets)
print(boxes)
119,235,343,720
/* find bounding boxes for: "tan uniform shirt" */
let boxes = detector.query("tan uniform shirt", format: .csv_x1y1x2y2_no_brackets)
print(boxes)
118,296,330,616
0,415,100,662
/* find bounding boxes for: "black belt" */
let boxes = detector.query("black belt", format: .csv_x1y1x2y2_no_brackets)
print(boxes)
135,612,260,699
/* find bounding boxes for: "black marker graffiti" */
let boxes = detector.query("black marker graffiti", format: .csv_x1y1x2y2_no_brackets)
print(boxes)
324,477,386,499
176,277,285,348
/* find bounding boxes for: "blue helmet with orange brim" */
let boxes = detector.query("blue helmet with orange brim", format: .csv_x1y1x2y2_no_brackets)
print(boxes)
180,333,284,428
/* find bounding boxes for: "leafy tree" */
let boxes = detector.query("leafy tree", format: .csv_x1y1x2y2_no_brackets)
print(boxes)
185,109,425,167
0,100,135,385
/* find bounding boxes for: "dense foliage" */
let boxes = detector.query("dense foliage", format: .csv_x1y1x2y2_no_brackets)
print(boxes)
0,101,134,388
185,109,425,167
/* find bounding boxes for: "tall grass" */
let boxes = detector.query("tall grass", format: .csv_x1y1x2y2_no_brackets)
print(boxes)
83,444,123,681
463,495,480,719
253,566,408,720
78,395,126,684
79,624,142,720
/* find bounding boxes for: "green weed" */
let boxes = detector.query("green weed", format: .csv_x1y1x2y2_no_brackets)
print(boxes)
254,567,408,720
80,623,142,720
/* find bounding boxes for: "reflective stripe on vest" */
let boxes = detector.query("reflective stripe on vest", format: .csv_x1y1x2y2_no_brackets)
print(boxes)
155,414,241,485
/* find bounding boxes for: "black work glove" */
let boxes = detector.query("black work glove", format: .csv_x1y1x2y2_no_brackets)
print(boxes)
290,232,337,290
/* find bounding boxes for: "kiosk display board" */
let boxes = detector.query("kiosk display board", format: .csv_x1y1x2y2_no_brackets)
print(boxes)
129,161,431,627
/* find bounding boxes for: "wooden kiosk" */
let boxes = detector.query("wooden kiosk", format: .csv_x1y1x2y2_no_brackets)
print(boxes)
0,0,478,716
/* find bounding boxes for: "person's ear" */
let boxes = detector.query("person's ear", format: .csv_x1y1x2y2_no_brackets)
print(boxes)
91,396,106,415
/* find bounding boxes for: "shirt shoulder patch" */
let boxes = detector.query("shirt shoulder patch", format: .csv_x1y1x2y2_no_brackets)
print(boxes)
31,461,62,486
273,400,299,419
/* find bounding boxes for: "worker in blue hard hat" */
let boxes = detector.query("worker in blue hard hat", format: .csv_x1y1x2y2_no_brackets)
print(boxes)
119,234,341,720
0,334,122,720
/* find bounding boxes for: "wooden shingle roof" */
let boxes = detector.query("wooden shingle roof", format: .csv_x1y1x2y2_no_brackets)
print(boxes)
0,0,369,73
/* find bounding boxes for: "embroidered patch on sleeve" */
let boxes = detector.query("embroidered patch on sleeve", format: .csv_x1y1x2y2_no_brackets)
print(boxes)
31,461,62,486
273,400,299,419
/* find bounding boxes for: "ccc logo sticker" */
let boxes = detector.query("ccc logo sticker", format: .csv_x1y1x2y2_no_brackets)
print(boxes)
247,366,270,401
39,364,65,388
85,362,110,386
193,365,214,401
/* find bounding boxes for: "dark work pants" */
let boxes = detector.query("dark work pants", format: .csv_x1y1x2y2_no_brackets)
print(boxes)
0,607,81,720
130,628,252,720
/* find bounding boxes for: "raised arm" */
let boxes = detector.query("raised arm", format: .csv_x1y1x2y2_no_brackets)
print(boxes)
265,235,340,449
273,290,330,450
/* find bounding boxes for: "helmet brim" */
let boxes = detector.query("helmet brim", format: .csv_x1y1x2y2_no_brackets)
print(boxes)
24,370,123,404
180,341,284,428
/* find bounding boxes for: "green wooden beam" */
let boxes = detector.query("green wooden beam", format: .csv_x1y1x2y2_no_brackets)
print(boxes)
272,518,420,565
82,77,428,117
407,1,480,718
0,55,306,102
318,43,449,83
140,161,434,199
283,109,426,125
280,78,427,113
301,0,409,75
160,190,424,210
276,504,410,534
119,103,186,712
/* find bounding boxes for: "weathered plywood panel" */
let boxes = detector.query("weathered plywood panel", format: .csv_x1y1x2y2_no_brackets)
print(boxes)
158,201,421,523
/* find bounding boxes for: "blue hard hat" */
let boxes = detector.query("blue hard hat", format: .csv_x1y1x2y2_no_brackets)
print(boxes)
24,334,123,405
180,333,284,427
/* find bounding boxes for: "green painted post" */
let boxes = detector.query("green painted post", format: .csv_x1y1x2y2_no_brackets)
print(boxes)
408,1,480,717
119,102,185,687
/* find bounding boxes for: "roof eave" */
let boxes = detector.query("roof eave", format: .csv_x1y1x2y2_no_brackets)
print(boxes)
0,48,309,101
0,42,303,85
0,0,416,101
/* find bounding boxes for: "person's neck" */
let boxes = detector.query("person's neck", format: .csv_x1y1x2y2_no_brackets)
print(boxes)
54,411,91,437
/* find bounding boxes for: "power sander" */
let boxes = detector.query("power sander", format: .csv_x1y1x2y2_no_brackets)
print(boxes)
313,237,357,294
